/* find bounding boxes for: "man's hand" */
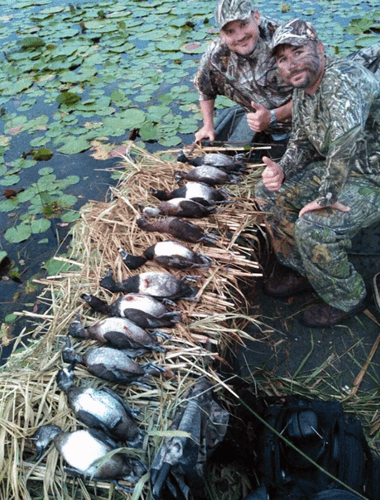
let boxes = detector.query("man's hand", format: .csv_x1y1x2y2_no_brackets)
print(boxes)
299,200,351,217
262,156,284,191
195,124,215,142
247,102,271,132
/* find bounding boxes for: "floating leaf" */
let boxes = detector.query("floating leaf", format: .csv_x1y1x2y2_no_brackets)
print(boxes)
61,211,80,222
57,137,89,154
158,135,181,147
139,122,159,141
180,42,205,54
17,36,46,49
32,148,53,161
4,224,32,243
111,89,127,103
4,314,17,324
31,218,51,234
157,40,183,52
354,33,380,47
57,194,77,208
38,167,54,176
0,174,20,187
56,92,81,106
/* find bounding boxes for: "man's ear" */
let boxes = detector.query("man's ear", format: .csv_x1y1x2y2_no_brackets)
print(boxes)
253,10,261,26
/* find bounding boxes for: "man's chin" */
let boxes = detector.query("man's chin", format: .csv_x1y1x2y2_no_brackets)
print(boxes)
290,75,310,89
234,46,255,57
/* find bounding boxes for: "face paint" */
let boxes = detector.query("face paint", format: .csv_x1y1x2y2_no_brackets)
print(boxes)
276,42,324,93
221,12,261,57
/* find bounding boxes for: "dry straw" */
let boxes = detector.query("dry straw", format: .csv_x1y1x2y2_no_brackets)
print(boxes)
2,143,378,500
0,143,268,500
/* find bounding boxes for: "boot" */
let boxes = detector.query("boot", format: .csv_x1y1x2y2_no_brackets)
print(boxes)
301,299,368,328
263,263,312,297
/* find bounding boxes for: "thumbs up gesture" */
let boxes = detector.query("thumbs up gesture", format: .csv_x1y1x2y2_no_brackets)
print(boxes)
247,102,271,132
262,156,284,191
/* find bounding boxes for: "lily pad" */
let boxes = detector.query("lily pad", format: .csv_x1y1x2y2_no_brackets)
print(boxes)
57,137,89,154
32,148,53,161
17,36,46,50
56,92,81,106
4,224,32,243
31,218,51,234
0,174,20,187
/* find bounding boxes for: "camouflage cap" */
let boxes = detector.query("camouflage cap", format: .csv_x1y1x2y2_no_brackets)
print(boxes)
214,0,254,30
271,18,319,55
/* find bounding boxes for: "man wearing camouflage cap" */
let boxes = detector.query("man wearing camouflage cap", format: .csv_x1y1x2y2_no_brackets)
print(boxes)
255,18,380,327
193,0,293,143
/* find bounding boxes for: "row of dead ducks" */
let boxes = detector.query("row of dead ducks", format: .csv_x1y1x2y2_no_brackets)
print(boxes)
32,151,246,494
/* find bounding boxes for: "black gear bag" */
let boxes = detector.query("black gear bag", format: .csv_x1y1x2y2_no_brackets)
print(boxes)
253,397,380,500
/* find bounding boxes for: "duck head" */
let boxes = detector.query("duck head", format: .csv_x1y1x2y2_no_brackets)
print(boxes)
33,424,62,460
174,170,185,183
118,248,147,270
68,314,87,340
62,337,83,365
56,360,76,391
142,206,160,217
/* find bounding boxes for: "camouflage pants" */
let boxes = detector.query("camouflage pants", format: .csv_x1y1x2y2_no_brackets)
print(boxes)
255,161,380,312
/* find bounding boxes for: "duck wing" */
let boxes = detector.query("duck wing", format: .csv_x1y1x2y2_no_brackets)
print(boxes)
121,308,181,328
102,387,139,420
87,363,147,385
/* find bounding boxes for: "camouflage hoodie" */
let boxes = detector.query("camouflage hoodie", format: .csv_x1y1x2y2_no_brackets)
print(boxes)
193,15,293,133
279,56,380,207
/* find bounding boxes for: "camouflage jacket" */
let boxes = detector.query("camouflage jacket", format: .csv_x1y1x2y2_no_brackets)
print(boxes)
279,56,380,207
193,15,293,133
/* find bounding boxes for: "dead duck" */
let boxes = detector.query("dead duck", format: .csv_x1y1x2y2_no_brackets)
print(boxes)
69,315,166,353
56,362,144,447
137,215,218,246
174,165,241,186
119,241,212,271
33,424,146,492
100,269,199,301
142,198,216,219
62,337,165,387
81,292,181,329
150,181,232,205
177,151,246,173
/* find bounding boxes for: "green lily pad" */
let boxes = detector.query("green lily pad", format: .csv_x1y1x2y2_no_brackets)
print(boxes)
56,92,81,106
57,137,89,154
31,218,51,234
61,211,80,223
0,174,20,187
32,148,53,161
139,122,159,141
158,135,181,147
4,224,32,243
57,194,77,208
17,36,46,50
156,40,183,52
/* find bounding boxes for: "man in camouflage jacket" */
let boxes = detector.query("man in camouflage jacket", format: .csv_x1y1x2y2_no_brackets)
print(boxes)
255,19,380,327
193,0,293,142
